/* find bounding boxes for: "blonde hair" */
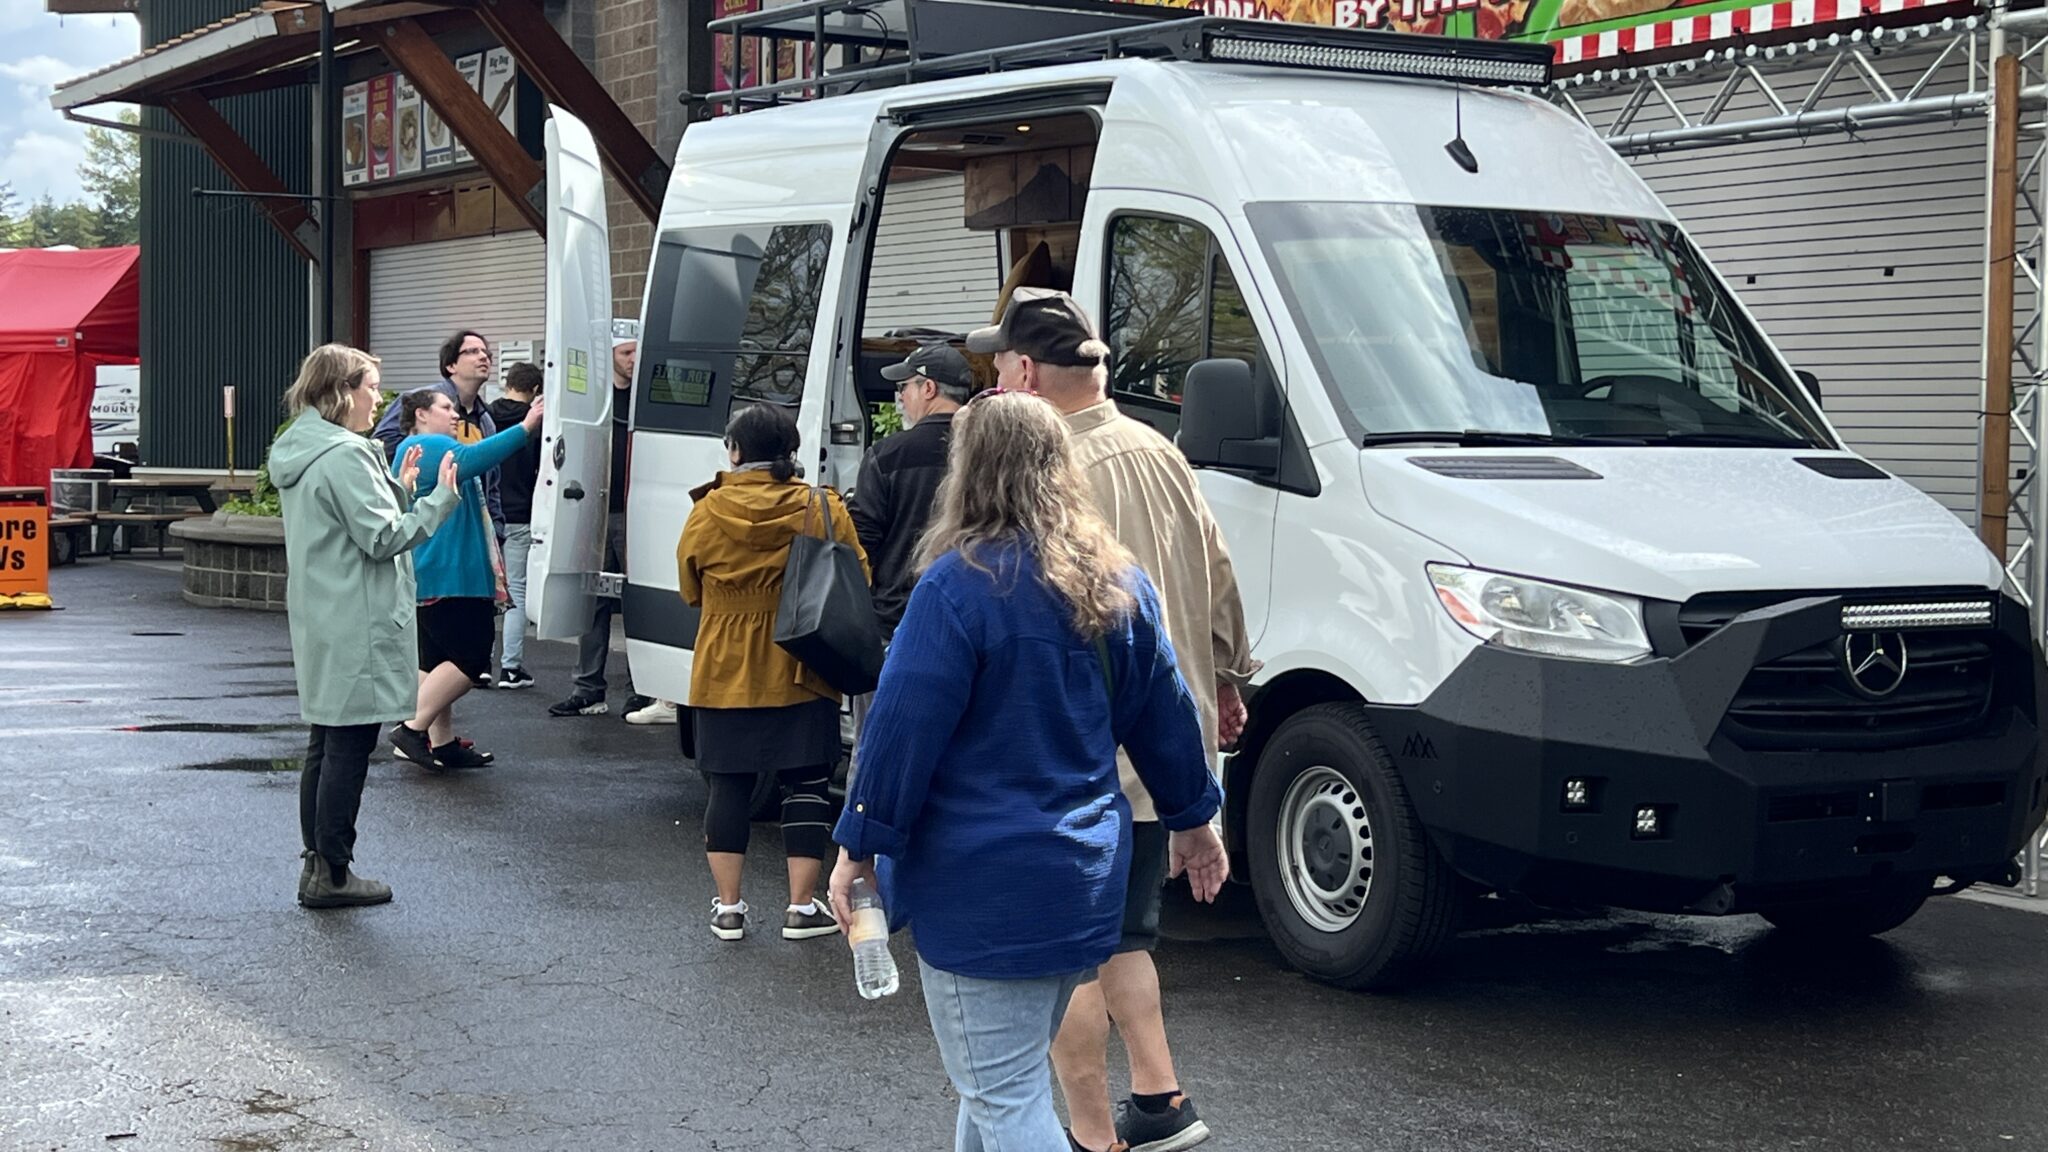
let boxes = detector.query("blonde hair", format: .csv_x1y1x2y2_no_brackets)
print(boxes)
285,344,380,426
916,393,1135,637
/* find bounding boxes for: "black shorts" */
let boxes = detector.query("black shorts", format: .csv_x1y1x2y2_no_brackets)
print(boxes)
417,598,495,678
1116,820,1169,954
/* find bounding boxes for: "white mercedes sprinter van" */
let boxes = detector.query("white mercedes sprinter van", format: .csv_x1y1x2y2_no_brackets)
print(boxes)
529,6,2048,988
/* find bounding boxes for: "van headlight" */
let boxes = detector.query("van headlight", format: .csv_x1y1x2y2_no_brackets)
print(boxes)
1427,565,1651,663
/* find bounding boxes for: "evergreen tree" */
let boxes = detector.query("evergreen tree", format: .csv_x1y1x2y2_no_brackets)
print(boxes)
80,110,140,246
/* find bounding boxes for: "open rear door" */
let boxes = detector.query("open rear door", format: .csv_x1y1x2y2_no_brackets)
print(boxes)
527,107,614,640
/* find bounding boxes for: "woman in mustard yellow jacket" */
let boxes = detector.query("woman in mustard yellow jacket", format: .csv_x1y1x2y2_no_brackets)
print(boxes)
678,403,869,943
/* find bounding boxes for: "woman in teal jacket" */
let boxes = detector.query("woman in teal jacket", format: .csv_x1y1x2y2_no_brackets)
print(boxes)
388,388,542,771
271,344,461,909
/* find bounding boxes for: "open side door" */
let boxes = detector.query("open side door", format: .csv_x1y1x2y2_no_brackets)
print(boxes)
527,107,615,640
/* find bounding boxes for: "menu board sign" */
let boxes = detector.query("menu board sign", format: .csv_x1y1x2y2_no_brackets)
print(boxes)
341,81,368,186
483,47,517,137
454,53,482,164
367,74,395,181
395,75,423,176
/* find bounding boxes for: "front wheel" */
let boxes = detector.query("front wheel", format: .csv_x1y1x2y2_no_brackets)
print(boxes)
1759,882,1931,938
1245,703,1457,990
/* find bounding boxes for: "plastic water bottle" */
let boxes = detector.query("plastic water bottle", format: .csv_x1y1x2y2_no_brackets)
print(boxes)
849,875,899,1000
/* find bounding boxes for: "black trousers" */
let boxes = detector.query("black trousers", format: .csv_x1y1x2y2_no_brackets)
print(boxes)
300,723,379,879
703,768,832,860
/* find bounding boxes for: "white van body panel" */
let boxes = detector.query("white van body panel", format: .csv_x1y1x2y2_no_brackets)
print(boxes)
620,58,2002,713
529,109,616,641
1357,449,2004,608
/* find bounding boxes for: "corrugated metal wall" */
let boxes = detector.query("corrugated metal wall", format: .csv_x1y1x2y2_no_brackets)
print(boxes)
1582,42,1994,522
140,0,312,470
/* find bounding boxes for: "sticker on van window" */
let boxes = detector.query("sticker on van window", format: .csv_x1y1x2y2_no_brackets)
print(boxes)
566,348,589,395
651,360,714,407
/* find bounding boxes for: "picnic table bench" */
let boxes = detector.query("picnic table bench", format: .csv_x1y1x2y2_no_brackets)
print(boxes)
92,479,240,557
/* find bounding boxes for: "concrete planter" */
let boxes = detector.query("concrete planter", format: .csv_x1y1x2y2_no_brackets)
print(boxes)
168,513,287,612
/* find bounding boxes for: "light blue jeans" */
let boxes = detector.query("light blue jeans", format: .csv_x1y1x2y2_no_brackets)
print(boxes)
500,524,531,670
918,957,1089,1152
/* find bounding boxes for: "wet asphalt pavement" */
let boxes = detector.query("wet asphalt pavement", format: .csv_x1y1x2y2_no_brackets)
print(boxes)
5,560,2048,1151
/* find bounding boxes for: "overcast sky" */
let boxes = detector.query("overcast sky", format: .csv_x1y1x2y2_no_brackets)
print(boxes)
0,0,141,205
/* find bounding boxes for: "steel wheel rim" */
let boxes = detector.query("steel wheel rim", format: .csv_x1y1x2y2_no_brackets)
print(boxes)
1276,765,1374,933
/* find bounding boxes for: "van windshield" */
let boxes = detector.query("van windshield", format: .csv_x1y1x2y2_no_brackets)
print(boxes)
1247,202,1831,448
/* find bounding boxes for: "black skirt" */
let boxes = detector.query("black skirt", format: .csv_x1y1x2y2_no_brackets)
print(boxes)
691,697,841,775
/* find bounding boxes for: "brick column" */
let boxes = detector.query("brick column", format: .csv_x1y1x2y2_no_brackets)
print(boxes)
595,0,658,320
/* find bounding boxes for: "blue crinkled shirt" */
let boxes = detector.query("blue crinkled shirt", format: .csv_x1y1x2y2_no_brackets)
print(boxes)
833,540,1221,980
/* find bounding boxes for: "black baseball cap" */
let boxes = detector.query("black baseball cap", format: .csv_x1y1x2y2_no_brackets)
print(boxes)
880,343,975,390
965,288,1110,367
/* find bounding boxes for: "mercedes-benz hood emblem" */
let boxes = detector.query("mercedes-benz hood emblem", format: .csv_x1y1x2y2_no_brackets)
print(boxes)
1841,632,1911,698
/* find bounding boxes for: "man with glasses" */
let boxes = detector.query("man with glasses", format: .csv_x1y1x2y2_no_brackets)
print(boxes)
842,343,974,767
374,329,505,541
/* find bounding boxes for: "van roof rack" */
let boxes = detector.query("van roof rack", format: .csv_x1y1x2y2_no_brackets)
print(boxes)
701,0,1552,114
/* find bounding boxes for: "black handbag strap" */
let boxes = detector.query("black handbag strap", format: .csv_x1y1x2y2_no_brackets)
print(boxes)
801,484,836,545
1093,632,1114,701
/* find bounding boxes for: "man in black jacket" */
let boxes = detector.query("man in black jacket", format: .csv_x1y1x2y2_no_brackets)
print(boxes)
851,343,973,638
486,362,543,690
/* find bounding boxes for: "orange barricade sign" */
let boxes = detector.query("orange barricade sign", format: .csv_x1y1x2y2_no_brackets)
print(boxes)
0,502,50,602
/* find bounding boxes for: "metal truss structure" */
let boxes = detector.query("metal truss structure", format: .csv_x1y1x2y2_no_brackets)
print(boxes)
1553,9,2048,895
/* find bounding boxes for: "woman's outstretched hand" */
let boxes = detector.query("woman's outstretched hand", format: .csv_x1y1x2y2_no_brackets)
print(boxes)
523,394,545,434
437,449,459,492
397,444,423,495
1169,824,1229,904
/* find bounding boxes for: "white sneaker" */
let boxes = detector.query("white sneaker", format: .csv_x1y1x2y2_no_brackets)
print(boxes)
626,699,679,726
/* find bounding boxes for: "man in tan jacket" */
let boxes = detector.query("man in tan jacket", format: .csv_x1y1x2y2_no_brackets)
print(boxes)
969,289,1256,1152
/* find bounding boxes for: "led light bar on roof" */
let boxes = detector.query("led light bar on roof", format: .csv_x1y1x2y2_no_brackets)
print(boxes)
1841,600,1995,631
1204,26,1552,88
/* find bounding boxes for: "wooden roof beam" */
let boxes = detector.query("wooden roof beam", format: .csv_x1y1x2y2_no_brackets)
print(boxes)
161,91,319,262
472,0,669,221
361,16,545,235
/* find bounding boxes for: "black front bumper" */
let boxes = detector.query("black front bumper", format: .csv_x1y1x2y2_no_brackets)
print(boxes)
1365,594,2048,913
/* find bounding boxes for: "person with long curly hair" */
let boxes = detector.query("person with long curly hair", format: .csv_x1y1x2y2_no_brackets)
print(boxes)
830,393,1227,1152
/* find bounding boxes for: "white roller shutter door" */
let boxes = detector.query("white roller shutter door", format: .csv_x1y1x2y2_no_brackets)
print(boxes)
1583,45,1988,522
367,232,547,398
863,173,1003,336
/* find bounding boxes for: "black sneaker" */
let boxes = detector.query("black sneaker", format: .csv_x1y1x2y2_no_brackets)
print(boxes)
711,898,747,942
435,741,493,770
496,666,535,690
471,671,494,689
549,692,608,717
389,723,444,771
1115,1096,1209,1152
1068,1131,1129,1152
782,900,839,941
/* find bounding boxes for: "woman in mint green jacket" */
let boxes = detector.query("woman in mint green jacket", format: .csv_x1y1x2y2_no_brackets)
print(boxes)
271,344,460,910
387,389,542,771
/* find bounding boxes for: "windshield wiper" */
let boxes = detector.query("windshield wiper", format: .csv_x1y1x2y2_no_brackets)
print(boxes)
1360,430,1606,448
1590,431,1814,448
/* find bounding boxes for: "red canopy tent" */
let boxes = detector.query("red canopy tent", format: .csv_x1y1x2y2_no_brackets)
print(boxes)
0,246,140,490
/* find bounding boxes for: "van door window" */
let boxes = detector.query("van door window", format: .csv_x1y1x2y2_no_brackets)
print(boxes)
635,223,833,435
1104,214,1269,438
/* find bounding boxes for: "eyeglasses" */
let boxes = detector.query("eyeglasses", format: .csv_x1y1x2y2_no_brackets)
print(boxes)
461,346,491,359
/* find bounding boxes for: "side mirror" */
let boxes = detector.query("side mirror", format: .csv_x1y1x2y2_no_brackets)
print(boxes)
1180,358,1281,475
1796,369,1822,407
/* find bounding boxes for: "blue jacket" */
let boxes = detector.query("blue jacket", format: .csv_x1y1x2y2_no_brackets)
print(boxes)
373,378,504,536
834,541,1221,980
393,424,531,601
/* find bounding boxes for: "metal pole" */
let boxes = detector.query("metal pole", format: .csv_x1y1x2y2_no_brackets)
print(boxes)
2034,132,2048,647
317,1,336,345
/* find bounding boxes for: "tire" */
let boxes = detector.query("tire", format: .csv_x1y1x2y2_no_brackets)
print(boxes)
697,768,784,823
1245,703,1457,990
1759,882,1931,939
